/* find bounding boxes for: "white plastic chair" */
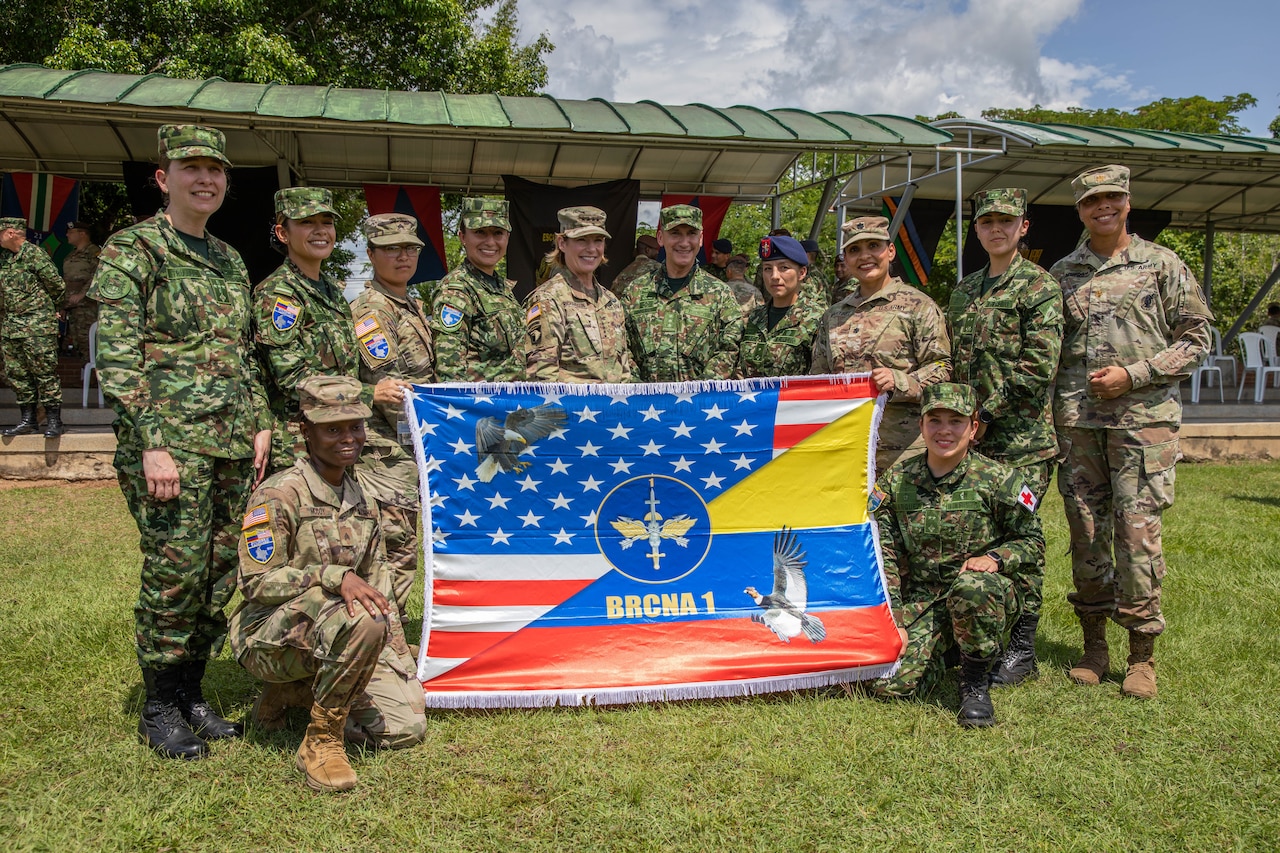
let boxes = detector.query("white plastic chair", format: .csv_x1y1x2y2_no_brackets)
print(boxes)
1189,353,1222,403
1260,325,1280,385
1236,332,1280,403
1205,326,1236,387
81,321,103,408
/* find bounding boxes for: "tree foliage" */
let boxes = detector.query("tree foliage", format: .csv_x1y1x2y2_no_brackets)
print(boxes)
982,94,1259,136
5,0,552,95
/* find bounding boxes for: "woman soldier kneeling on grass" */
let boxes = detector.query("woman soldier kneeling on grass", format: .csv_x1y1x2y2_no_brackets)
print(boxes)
229,375,425,792
867,383,1044,727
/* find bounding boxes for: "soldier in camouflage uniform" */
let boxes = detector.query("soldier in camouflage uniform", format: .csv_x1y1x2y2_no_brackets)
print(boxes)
624,204,744,381
255,189,420,618
610,234,660,298
231,376,426,793
736,236,824,378
430,197,527,381
1052,165,1212,700
61,220,100,362
947,188,1063,686
724,254,764,316
351,213,436,443
701,237,732,281
0,217,65,437
524,206,634,383
829,253,856,304
89,125,272,759
811,216,951,474
869,383,1044,728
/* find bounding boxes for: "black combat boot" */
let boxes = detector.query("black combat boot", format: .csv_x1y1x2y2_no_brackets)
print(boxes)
991,613,1040,687
2,404,38,436
174,660,244,740
138,666,209,759
43,406,64,438
957,653,997,728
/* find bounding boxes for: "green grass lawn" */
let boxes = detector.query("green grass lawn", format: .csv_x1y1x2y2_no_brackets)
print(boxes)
1,464,1278,852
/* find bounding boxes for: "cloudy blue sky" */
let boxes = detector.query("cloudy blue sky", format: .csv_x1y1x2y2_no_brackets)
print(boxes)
518,0,1277,136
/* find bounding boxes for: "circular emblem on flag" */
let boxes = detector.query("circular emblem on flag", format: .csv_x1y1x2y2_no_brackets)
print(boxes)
595,475,712,584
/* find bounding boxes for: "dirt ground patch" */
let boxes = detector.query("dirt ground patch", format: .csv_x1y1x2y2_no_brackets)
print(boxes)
0,478,116,491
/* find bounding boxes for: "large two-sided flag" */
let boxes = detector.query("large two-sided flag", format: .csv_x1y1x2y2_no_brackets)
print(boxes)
2,172,80,268
363,184,448,283
407,376,900,708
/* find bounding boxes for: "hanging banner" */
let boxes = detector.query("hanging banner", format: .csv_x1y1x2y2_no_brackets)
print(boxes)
660,194,732,264
407,375,901,708
1,172,80,267
363,184,447,284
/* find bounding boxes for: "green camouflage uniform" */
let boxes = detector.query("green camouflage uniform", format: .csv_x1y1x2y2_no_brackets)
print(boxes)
727,279,764,315
0,238,65,407
624,265,744,381
524,272,635,383
62,242,100,360
257,195,421,616
1052,231,1210,635
736,297,825,379
230,458,426,748
949,210,1063,618
828,277,856,305
809,277,951,473
610,256,659,298
872,448,1043,698
430,260,527,381
89,211,269,667
350,277,435,443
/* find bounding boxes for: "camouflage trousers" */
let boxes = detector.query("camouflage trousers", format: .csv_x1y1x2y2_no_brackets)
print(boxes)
66,301,97,360
117,443,254,666
235,587,426,749
991,457,1055,618
357,437,421,616
873,571,1019,698
1057,425,1177,634
1,333,60,407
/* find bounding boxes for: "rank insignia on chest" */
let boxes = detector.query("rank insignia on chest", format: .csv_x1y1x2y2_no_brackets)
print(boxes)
272,297,301,331
440,304,464,329
244,527,276,564
362,331,391,360
242,504,270,530
1017,483,1038,513
868,484,888,512
354,313,381,338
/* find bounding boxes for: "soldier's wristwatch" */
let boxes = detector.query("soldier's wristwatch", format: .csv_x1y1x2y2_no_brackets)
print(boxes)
985,550,1004,569
978,408,994,425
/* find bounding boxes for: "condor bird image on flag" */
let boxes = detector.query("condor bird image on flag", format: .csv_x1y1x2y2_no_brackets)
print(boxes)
407,377,900,707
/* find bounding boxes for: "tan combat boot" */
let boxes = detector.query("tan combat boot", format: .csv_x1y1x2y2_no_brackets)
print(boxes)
296,702,357,792
1121,630,1157,699
252,679,315,732
1068,613,1110,685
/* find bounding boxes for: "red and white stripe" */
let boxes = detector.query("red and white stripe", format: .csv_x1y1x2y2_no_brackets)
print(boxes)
772,375,878,457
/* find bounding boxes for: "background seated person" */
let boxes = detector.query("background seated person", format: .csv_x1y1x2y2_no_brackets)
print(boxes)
868,383,1044,728
229,375,425,793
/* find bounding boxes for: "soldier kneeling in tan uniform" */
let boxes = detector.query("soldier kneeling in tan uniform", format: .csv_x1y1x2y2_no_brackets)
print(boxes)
230,376,426,792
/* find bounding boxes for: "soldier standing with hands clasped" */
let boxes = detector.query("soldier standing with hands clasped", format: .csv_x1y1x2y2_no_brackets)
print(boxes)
89,125,272,758
1051,165,1211,699
947,188,1062,686
0,217,65,437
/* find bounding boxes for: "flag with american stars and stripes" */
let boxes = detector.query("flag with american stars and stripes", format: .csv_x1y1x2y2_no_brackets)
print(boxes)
406,376,901,707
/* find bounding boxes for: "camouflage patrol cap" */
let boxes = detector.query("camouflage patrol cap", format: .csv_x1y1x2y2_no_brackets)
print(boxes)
274,187,337,221
972,188,1027,218
921,382,978,417
361,213,425,248
461,197,512,232
558,205,611,239
0,217,26,232
841,215,891,251
727,253,750,267
157,124,231,166
659,204,702,231
1072,164,1130,203
297,375,372,423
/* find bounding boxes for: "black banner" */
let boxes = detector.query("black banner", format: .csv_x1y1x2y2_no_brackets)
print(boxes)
503,175,641,301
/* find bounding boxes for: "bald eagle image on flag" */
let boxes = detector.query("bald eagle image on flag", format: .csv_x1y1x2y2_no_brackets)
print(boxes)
407,376,901,707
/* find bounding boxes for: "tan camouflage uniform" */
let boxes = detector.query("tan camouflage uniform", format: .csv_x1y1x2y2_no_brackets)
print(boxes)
350,277,435,443
230,457,426,749
525,273,634,383
62,241,100,360
1052,230,1210,634
810,277,951,473
257,195,421,618
0,234,65,408
90,200,270,666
